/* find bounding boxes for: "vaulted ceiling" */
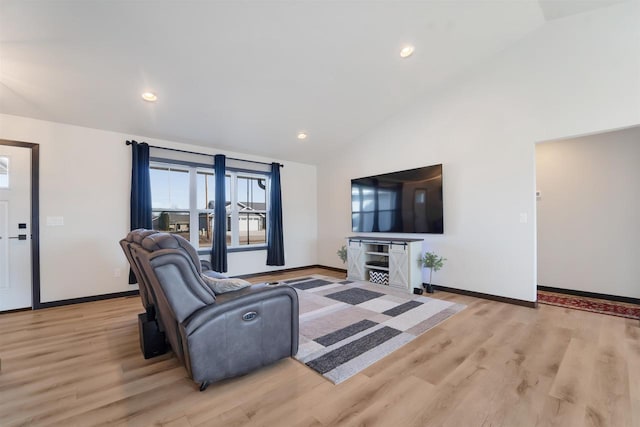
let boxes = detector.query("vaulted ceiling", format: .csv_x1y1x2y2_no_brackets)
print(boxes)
0,0,625,163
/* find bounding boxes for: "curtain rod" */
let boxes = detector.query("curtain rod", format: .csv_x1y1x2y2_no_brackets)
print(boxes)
125,141,283,168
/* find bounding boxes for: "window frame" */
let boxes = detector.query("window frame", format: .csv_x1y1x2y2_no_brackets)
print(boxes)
0,155,9,188
227,171,270,247
150,158,270,253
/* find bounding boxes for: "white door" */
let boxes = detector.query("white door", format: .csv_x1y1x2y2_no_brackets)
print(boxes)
0,146,32,311
389,245,409,289
347,242,365,280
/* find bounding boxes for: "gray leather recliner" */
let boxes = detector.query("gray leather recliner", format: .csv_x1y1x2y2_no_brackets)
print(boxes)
119,229,160,316
120,229,215,318
129,232,299,391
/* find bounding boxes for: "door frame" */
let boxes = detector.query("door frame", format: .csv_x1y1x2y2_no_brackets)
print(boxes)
0,139,41,310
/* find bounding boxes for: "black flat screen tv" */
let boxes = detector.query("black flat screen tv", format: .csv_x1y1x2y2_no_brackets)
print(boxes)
351,164,443,234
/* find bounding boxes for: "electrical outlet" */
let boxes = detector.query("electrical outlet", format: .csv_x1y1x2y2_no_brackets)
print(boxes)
114,268,121,278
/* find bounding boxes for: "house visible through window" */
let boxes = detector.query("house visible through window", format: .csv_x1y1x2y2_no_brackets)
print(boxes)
150,161,269,250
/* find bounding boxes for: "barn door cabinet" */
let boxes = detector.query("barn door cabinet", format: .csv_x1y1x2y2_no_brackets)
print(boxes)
346,237,423,292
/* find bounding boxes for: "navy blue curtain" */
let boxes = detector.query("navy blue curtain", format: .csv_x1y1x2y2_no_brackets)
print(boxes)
211,154,228,272
129,140,152,284
267,162,285,266
372,180,380,232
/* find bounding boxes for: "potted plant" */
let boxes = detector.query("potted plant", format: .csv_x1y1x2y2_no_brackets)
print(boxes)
337,245,347,264
420,251,446,293
337,245,348,278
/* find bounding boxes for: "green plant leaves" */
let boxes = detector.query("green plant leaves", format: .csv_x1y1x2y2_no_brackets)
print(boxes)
337,245,347,263
420,251,446,272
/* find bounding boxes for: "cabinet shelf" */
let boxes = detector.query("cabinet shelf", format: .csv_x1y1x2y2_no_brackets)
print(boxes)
365,251,389,256
365,264,389,271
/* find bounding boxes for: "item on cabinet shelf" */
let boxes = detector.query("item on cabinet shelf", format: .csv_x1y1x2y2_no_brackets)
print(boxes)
369,270,389,285
367,259,389,268
420,251,447,294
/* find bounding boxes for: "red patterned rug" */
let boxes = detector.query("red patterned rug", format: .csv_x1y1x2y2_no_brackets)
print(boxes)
537,291,640,320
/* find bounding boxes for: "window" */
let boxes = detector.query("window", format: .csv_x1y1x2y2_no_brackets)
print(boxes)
150,165,190,242
150,161,269,250
230,173,268,246
0,156,8,188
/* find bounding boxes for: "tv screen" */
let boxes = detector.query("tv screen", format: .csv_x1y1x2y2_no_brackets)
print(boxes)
351,164,443,234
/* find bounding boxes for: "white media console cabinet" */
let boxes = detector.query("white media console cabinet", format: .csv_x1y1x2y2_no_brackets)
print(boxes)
346,236,424,292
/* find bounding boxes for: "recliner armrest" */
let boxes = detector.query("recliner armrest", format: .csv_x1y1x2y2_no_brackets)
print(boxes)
183,284,297,334
212,282,272,304
180,284,299,384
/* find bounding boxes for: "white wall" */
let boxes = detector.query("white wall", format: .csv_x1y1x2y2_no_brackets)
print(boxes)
0,114,317,303
536,127,640,298
317,2,640,302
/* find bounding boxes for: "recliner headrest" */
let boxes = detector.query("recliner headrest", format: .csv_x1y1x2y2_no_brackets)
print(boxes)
142,233,182,251
127,228,159,244
141,233,203,274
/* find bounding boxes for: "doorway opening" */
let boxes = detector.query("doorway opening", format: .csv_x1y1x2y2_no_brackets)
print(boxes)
0,139,40,311
534,125,640,304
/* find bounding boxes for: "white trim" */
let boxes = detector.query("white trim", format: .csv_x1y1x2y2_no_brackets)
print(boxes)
0,201,8,289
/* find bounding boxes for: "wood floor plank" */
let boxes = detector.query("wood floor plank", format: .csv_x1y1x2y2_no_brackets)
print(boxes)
431,319,543,426
435,365,547,427
245,375,333,427
239,367,327,425
626,336,640,427
342,375,433,427
59,377,196,427
150,415,193,427
409,360,494,426
548,337,596,405
1,268,639,427
583,316,633,427
308,373,376,425
536,396,586,427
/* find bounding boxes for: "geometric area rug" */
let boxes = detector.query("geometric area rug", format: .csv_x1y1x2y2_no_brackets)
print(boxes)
277,275,466,384
538,290,640,320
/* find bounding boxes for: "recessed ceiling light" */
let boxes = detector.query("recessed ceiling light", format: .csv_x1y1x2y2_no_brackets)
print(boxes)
297,132,308,140
400,46,415,58
141,92,157,102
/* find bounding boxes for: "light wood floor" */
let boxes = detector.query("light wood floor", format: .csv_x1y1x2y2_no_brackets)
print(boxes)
1,267,638,426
